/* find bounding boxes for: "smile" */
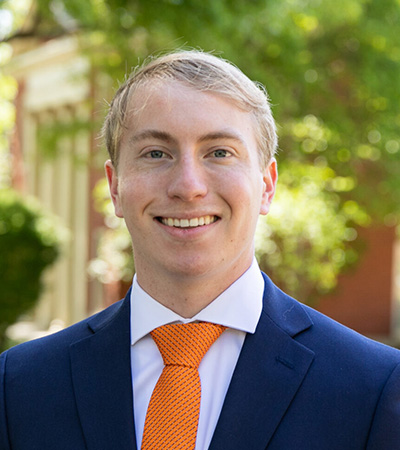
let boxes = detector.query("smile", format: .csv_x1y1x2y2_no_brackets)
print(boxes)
159,215,218,228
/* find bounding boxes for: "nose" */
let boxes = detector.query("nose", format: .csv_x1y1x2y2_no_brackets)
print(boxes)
167,155,208,201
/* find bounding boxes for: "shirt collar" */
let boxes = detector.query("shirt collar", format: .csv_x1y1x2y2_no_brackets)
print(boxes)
130,258,264,346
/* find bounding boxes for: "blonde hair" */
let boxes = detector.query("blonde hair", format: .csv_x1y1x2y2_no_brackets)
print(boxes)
102,50,278,168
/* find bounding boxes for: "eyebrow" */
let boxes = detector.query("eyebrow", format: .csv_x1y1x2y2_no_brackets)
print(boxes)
129,130,176,145
198,130,245,145
129,128,246,146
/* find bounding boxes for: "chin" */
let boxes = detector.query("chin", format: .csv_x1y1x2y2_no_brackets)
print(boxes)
165,256,219,279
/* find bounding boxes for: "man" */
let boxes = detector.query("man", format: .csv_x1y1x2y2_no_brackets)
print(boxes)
1,50,399,450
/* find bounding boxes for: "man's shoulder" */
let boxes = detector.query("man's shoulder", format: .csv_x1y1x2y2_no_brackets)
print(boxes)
260,271,400,367
1,296,128,370
302,302,400,364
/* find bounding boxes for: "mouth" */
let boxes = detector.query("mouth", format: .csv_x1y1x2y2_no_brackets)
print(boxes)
157,215,219,228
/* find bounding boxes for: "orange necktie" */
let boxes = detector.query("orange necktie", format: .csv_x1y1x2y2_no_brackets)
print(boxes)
141,322,227,450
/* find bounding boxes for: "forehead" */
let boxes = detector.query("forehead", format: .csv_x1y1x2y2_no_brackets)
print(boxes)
124,79,256,133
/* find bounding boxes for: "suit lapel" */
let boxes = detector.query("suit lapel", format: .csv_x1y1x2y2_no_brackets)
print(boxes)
70,291,137,450
209,274,315,450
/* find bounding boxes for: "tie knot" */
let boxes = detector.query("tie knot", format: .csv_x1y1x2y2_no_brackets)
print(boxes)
151,322,226,368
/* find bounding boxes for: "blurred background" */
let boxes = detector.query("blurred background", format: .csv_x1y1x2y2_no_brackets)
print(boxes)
0,0,399,350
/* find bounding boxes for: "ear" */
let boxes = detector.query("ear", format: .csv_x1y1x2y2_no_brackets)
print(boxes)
260,158,278,215
105,160,124,218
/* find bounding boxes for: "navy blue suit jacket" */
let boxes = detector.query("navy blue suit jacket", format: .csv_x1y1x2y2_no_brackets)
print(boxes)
1,273,400,449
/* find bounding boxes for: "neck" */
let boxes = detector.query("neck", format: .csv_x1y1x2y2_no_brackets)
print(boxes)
135,262,251,318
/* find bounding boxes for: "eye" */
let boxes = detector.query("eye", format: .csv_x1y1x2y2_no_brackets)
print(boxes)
148,150,165,159
212,149,229,158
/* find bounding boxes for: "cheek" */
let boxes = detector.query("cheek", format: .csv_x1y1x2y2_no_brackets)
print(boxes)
118,181,138,213
224,175,264,217
119,175,154,213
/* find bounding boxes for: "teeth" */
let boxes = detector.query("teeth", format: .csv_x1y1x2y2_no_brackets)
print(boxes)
181,219,189,227
161,215,217,228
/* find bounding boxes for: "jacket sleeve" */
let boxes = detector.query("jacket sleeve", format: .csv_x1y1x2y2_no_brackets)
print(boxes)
366,362,400,450
0,351,11,450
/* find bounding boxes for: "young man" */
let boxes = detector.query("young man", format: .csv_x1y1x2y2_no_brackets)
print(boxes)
1,50,399,450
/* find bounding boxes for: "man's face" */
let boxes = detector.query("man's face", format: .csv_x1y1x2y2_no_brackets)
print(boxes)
106,80,277,291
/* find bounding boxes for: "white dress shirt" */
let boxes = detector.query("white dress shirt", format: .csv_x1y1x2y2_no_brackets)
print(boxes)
130,259,265,450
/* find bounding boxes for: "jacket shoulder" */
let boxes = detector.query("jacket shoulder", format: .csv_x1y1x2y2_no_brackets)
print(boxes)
261,271,400,368
1,296,127,370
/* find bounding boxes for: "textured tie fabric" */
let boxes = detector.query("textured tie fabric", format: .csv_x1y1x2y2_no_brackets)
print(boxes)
141,322,227,450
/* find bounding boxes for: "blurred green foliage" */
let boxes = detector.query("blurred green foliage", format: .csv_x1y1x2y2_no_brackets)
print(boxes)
0,56,16,188
0,189,65,349
1,0,400,301
88,178,134,285
256,160,370,300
